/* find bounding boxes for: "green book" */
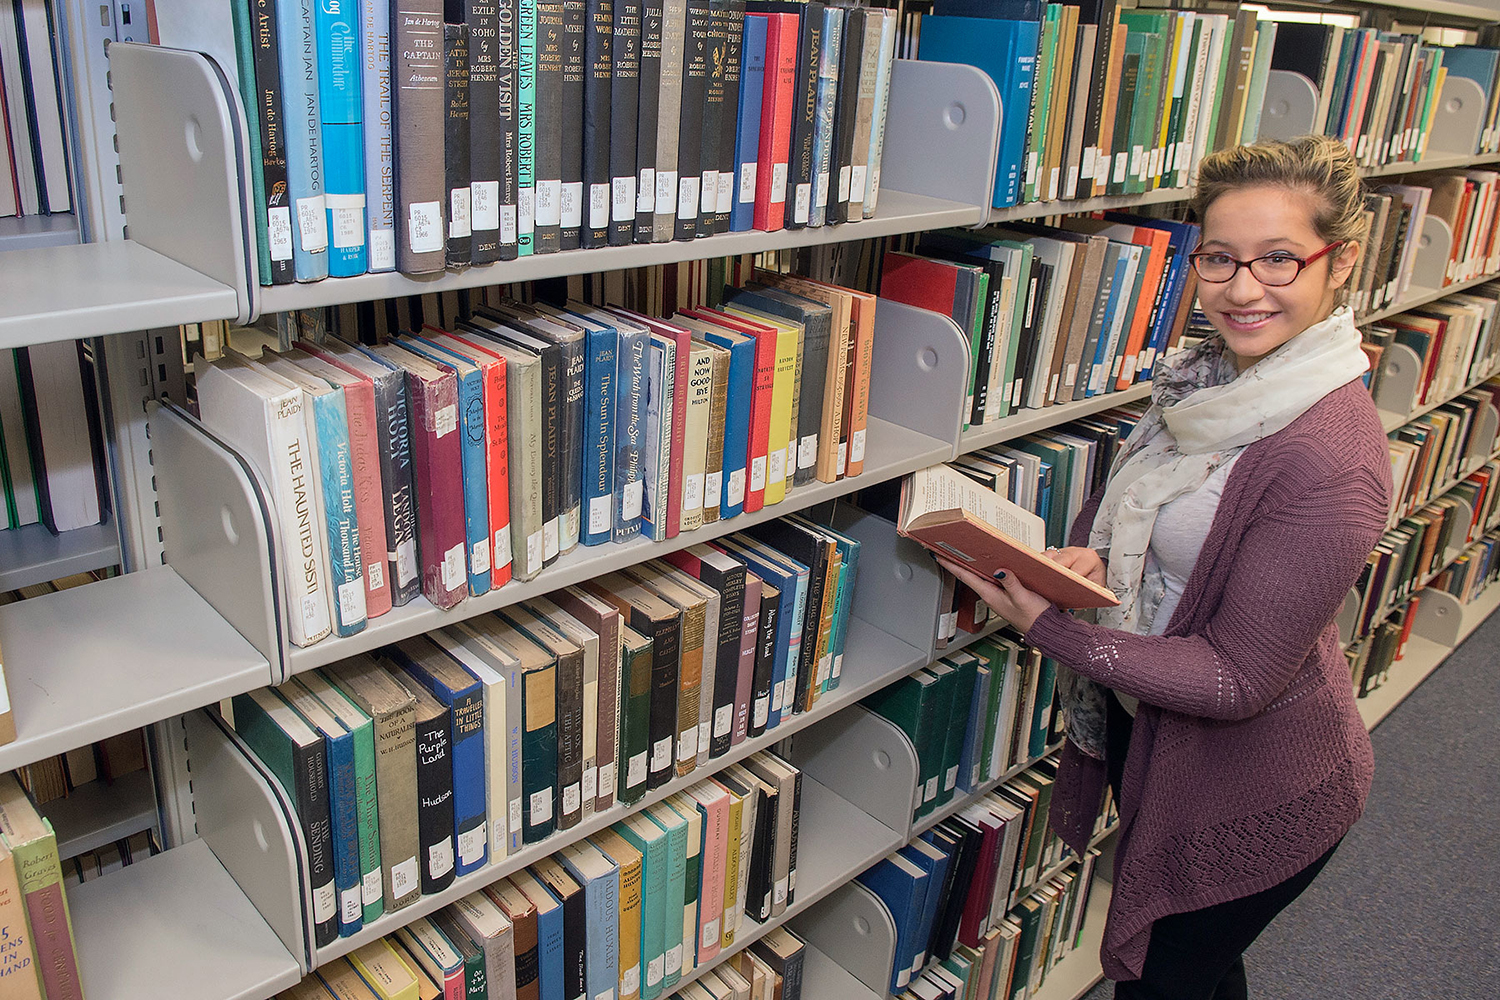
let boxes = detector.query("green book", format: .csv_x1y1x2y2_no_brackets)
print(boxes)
617,814,669,1000
487,619,561,844
644,802,688,989
1240,20,1277,144
518,0,538,255
1202,15,1236,157
229,0,271,285
1025,6,1059,204
938,653,979,802
1009,895,1047,999
431,910,489,1000
1135,29,1170,195
304,670,385,924
1105,35,1143,196
1028,657,1059,760
922,662,961,811
994,239,1034,418
619,624,655,806
967,268,991,428
664,794,705,973
861,670,941,819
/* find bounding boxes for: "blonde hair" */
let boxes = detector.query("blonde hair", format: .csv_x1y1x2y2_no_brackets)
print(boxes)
1191,136,1368,300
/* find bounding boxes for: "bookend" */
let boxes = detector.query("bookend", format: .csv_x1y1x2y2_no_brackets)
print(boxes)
1408,215,1455,294
1409,586,1467,647
1335,588,1360,646
151,401,290,678
1464,402,1500,468
184,708,317,973
868,298,973,455
831,503,953,662
1427,75,1488,159
788,878,901,998
109,41,257,323
783,707,923,837
1257,71,1319,143
1370,342,1426,420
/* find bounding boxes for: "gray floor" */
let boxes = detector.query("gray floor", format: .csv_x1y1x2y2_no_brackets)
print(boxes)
1079,611,1500,1000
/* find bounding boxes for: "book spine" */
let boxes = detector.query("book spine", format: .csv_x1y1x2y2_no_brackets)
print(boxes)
0,845,42,1000
557,649,586,829
643,340,673,541
755,14,796,231
414,709,457,894
610,0,643,245
518,0,538,255
862,10,895,218
843,11,881,223
468,0,503,262
807,7,839,228
446,24,474,267
653,0,688,241
619,636,653,803
614,326,648,540
278,0,330,280
679,348,713,530
309,392,368,635
786,3,822,229
645,612,681,791
695,0,728,239
584,326,619,545
829,7,862,220
535,344,563,562
673,0,710,241
449,687,488,875
479,357,513,587
702,346,727,523
338,377,393,617
12,832,79,1000
316,0,369,276
561,0,588,248
532,1,565,253
497,0,522,258
392,0,447,273
666,330,690,536
522,665,559,842
708,564,745,756
731,14,766,233
634,0,664,242
673,604,704,777
558,340,585,553
348,721,383,923
326,736,363,936
749,581,776,735
369,366,421,605
291,734,338,945
583,0,615,247
239,0,294,283
595,614,621,812
504,345,546,581
360,0,396,271
713,1,745,234
407,371,469,609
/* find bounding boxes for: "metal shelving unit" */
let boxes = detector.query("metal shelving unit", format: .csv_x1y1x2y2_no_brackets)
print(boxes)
0,213,82,252
0,518,120,592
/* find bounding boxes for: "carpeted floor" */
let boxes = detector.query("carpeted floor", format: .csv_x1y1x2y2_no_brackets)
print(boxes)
1079,610,1500,1000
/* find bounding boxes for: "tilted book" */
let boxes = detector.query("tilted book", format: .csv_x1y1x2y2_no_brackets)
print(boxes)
502,604,587,830
276,0,330,280
0,777,77,1000
531,596,602,819
510,868,561,1000
549,585,622,813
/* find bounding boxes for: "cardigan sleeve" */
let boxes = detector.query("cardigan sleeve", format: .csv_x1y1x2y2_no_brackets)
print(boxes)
1026,461,1387,721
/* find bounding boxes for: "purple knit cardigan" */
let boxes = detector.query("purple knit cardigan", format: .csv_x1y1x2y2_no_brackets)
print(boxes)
1024,379,1390,981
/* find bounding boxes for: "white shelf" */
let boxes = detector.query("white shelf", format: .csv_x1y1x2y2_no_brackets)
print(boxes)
1361,268,1500,330
70,839,301,1000
960,385,1153,455
0,241,238,347
0,518,120,592
986,187,1192,226
1379,362,1500,433
801,944,885,1000
0,565,272,773
0,213,81,252
1364,153,1500,179
43,769,157,860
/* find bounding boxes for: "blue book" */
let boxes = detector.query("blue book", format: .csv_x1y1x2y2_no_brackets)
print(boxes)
559,842,621,1000
956,659,990,792
809,7,843,228
260,353,367,635
389,635,489,877
567,304,649,542
275,0,330,279
731,14,768,232
715,536,806,729
359,0,395,270
1085,249,1130,398
398,335,494,596
1029,657,1058,758
698,325,754,520
314,0,367,275
642,334,676,543
644,804,687,990
917,15,1040,209
566,309,620,546
855,853,929,993
278,680,363,937
514,869,567,1000
1103,214,1200,380
899,839,951,977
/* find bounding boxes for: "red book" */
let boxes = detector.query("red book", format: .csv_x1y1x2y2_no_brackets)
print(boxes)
879,250,972,317
295,347,394,617
612,308,693,536
683,306,778,513
754,13,799,232
367,343,469,610
957,807,1006,949
1396,594,1420,659
423,327,513,588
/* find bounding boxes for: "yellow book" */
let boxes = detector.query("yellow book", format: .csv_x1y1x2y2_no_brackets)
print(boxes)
713,780,744,949
0,839,41,1000
592,828,644,1000
1155,11,1190,188
314,956,380,999
726,307,800,505
280,976,338,998
348,939,420,1000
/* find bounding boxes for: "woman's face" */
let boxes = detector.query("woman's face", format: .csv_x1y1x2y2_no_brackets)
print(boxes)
1197,184,1359,370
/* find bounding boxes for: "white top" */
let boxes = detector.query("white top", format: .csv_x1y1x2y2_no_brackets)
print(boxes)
1116,453,1240,717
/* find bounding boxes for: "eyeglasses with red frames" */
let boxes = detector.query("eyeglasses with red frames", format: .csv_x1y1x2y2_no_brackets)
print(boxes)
1188,241,1347,287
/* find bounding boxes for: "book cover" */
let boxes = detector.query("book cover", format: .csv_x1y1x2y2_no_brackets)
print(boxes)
348,938,422,999
615,814,669,1000
747,577,776,738
532,595,600,821
663,544,746,758
674,0,711,240
681,782,730,963
430,912,490,999
696,337,729,524
566,308,619,545
753,12,797,230
653,0,688,241
498,0,522,259
532,0,565,252
466,0,503,263
623,564,707,777
573,305,649,540
690,319,753,518
450,891,518,998
711,1,747,235
560,0,588,249
592,828,644,1000
559,841,621,1000
501,604,586,830
316,0,368,276
550,584,623,812
488,877,541,1000
402,679,457,894
0,837,40,1000
616,624,656,804
581,0,614,247
679,341,715,530
234,0,294,284
635,0,665,242
730,285,830,487
436,622,524,857
483,619,559,843
854,854,928,992
714,535,803,729
395,917,467,1000
533,857,588,1000
276,0,330,279
519,0,538,254
642,332,677,541
746,1,822,228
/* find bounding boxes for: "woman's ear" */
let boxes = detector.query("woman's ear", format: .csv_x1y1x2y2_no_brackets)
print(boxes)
1329,240,1360,289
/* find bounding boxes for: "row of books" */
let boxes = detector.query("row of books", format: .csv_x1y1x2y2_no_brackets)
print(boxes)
1387,382,1500,525
274,748,806,1000
0,0,70,219
228,518,857,944
862,633,1065,825
0,773,83,1000
1429,527,1500,604
58,828,159,889
12,725,148,807
1346,605,1411,701
1366,289,1500,413
855,755,1110,996
233,0,899,282
1416,170,1500,287
198,276,874,647
0,343,108,535
881,215,1199,429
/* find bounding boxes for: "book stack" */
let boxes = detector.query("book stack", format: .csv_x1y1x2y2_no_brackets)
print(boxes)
1387,387,1500,527
1366,291,1500,409
1405,172,1500,287
0,772,84,1000
12,725,150,806
1429,527,1500,604
882,217,1199,427
197,280,873,646
1345,606,1412,700
0,0,72,220
270,751,805,1000
854,758,1110,999
232,0,900,282
226,521,854,938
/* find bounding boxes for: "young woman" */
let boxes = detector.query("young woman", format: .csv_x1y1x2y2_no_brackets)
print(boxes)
938,136,1391,999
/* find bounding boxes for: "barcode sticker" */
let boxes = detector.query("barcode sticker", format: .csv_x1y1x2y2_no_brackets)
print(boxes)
535,179,562,226
849,165,868,204
472,180,500,230
544,520,559,560
471,539,491,575
647,956,664,987
656,170,679,213
337,579,365,628
590,494,612,535
704,471,721,509
678,175,700,220
509,798,523,836
590,182,610,228
701,169,718,213
296,195,328,252
837,441,848,474
561,181,583,228
622,964,641,996
268,206,293,261
442,544,466,590
945,764,959,791
678,726,697,762
313,879,336,921
598,763,615,801
429,837,454,879
798,434,818,470
563,782,582,815
530,787,554,824
717,169,734,213
767,448,785,486
772,680,785,712
683,472,704,512
396,539,418,586
627,751,647,787
728,468,745,506
703,920,720,948
582,767,597,802
750,456,767,492
774,876,788,906
435,404,458,438
838,164,852,202
501,205,518,245
623,479,644,520
794,182,811,223
391,856,418,898
362,869,382,906
753,695,769,727
458,824,486,866
408,200,443,253
638,168,656,211
495,527,512,569
369,228,395,270
851,427,867,463
698,720,710,757
924,775,938,802
771,162,788,204
714,704,733,738
739,162,758,203
367,561,384,592
613,176,637,221
449,187,472,238
815,170,830,211
666,944,683,976
652,736,674,772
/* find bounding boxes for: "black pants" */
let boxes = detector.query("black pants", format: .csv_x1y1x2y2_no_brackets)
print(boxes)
1106,693,1340,1000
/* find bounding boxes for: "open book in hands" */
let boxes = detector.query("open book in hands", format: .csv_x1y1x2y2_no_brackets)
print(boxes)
897,464,1119,610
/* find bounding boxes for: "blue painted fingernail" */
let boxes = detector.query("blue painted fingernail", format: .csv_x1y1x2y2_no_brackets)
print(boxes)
993,570,1007,581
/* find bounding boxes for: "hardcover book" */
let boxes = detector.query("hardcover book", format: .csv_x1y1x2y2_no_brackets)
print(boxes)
560,0,587,249
315,0,368,276
549,584,623,812
512,867,565,1000
611,0,644,245
488,877,541,1000
234,0,294,284
403,679,458,894
392,0,448,273
445,23,474,267
437,622,525,857
501,604,587,830
276,0,330,280
533,0,566,253
0,776,80,1000
481,619,560,843
592,828,644,1000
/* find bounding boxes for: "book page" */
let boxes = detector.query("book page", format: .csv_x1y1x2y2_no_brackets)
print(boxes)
904,464,1047,550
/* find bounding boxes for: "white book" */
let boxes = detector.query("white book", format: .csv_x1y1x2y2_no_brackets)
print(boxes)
18,341,101,532
15,0,70,213
438,620,525,858
197,356,332,646
0,1,38,214
679,342,714,531
0,351,38,528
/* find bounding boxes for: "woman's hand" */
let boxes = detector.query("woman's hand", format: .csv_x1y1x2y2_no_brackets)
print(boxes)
935,555,1054,633
1045,546,1107,587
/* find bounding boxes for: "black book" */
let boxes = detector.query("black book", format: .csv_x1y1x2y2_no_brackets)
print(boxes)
445,22,474,267
730,284,831,488
591,573,685,792
246,0,293,284
749,580,778,738
742,520,830,715
829,5,865,226
497,0,522,259
610,0,643,245
467,0,503,262
582,0,615,247
923,825,965,962
1014,257,1048,409
392,0,448,273
535,859,588,1000
694,0,729,238
407,680,457,895
737,766,778,922
502,605,587,830
675,0,712,241
1268,22,1334,86
1076,0,1116,198
712,1,746,235
675,548,746,758
634,0,665,242
747,1,822,229
534,0,567,253
561,0,588,249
